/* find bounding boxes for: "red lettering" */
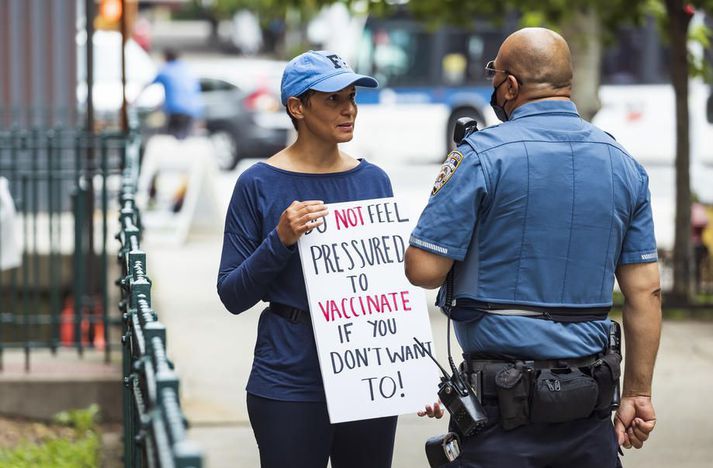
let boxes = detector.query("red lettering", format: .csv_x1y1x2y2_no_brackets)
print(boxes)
329,301,342,321
319,300,331,322
366,295,381,313
334,209,348,230
319,290,415,323
333,207,366,230
349,297,359,317
354,206,365,225
341,298,352,319
400,290,412,311
380,294,393,312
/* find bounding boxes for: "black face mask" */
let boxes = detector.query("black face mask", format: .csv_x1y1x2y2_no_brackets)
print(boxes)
490,76,510,122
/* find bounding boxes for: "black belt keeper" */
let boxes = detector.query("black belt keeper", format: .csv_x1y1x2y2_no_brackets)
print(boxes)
269,303,311,325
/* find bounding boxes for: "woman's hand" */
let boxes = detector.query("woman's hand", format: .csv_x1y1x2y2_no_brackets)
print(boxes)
418,401,445,419
276,200,329,247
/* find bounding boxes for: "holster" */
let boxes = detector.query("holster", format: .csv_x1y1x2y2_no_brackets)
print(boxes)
425,432,461,467
494,363,532,430
590,351,622,413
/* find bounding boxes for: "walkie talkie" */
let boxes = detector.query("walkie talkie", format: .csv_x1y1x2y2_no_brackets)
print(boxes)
413,337,488,437
453,117,479,145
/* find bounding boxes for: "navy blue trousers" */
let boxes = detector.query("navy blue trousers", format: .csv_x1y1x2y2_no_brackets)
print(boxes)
444,403,621,468
247,393,398,468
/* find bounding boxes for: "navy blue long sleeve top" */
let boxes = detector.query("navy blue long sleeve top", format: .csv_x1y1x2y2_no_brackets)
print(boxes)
217,160,393,401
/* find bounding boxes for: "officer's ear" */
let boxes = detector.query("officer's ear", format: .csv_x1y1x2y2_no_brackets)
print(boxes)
287,97,305,121
504,75,520,100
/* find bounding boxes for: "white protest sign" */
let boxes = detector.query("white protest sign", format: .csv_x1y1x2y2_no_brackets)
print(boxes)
298,197,439,423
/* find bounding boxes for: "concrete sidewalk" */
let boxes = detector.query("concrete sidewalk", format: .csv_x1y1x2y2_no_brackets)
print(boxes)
147,230,713,468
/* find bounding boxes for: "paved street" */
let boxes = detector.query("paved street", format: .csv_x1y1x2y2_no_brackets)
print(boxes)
144,161,713,468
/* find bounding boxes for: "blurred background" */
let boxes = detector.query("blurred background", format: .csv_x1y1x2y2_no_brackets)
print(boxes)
5,0,713,253
1,0,713,467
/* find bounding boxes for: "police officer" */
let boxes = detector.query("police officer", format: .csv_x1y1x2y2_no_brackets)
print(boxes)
405,28,661,467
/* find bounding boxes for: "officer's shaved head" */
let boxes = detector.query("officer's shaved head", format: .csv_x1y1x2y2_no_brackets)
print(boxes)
497,28,573,91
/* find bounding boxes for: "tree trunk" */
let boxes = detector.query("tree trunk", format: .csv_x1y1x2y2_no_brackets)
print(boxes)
207,12,220,47
665,0,693,302
560,4,602,121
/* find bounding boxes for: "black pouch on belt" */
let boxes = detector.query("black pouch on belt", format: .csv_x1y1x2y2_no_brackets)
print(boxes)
494,364,531,431
591,352,622,412
530,367,599,424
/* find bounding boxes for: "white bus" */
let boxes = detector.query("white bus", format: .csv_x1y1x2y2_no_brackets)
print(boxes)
336,13,713,251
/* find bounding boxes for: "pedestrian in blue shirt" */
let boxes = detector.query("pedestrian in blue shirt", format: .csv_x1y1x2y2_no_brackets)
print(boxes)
406,28,661,467
217,51,397,468
152,49,203,139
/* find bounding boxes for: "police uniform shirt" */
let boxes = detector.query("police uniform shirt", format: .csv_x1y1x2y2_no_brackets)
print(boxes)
410,101,657,359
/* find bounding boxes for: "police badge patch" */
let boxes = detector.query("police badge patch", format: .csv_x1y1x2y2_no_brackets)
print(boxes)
431,150,463,195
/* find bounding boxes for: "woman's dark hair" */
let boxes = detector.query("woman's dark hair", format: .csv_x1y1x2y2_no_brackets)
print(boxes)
286,90,315,130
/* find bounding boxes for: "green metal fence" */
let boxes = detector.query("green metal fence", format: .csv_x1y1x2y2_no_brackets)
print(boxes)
117,136,202,467
0,126,125,369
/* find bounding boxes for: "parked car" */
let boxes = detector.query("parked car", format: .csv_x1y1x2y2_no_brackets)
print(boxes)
188,59,292,171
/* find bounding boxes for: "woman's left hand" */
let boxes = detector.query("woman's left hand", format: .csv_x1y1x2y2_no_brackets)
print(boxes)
276,200,328,247
418,401,445,419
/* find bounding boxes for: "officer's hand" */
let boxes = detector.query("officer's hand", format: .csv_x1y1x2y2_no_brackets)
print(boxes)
276,200,328,247
417,401,445,419
614,395,656,449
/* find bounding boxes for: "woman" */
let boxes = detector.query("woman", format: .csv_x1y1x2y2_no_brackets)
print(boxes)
217,51,397,468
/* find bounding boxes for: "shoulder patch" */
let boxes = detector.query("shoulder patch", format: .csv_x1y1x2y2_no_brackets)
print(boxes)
431,150,463,196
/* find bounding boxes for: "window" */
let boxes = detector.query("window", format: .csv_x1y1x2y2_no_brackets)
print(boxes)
356,26,433,87
601,20,670,85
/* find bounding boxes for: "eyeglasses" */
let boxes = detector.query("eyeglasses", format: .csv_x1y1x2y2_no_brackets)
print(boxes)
484,60,508,80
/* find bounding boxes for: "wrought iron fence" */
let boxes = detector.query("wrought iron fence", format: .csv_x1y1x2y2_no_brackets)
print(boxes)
0,126,125,369
117,135,202,467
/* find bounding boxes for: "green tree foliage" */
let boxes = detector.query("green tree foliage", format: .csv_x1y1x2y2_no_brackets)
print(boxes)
196,0,336,21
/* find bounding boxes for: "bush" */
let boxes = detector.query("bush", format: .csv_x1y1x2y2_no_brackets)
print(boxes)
0,405,101,468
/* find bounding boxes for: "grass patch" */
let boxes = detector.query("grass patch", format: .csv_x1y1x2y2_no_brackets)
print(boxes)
0,405,101,468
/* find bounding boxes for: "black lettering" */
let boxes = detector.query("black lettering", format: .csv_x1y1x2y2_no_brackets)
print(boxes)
341,242,355,271
326,54,345,68
394,203,409,223
310,245,323,275
372,237,387,264
393,235,405,263
361,238,375,266
351,239,366,268
330,352,344,374
386,346,405,363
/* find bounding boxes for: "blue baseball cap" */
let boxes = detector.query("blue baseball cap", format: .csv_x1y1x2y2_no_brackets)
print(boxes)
280,50,378,106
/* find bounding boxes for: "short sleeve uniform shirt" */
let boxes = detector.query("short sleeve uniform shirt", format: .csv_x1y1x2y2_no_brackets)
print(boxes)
410,101,657,359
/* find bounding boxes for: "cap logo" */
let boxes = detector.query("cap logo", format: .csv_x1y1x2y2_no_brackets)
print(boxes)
326,54,349,69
